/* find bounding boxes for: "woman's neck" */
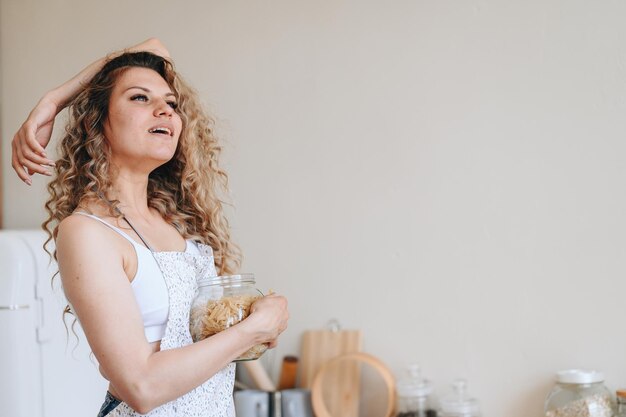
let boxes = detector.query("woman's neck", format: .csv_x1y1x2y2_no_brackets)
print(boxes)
108,170,151,218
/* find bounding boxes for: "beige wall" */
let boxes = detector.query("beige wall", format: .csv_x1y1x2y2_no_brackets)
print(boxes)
4,1,626,416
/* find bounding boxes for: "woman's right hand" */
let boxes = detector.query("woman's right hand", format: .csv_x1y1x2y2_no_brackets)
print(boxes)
11,96,58,184
244,295,289,348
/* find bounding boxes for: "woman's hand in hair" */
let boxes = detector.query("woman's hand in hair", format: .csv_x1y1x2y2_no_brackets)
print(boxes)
11,96,57,185
126,38,170,60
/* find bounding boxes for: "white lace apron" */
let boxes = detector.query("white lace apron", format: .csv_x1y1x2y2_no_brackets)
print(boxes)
107,243,236,416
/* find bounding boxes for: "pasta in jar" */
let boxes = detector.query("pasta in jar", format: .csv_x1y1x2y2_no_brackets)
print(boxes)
190,274,268,361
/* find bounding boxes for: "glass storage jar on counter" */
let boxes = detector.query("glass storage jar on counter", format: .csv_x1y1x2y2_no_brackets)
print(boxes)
439,379,480,417
189,273,267,361
396,364,437,417
544,370,614,417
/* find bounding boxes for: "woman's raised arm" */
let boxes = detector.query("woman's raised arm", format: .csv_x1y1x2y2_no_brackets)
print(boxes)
11,38,170,185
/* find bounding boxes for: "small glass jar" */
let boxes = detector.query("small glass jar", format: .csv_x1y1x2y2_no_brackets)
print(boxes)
616,389,626,417
396,364,437,417
439,380,480,417
544,370,614,417
189,273,267,361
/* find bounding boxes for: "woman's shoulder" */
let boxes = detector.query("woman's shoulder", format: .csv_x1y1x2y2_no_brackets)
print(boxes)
56,210,121,256
60,200,119,231
58,211,99,236
59,205,108,233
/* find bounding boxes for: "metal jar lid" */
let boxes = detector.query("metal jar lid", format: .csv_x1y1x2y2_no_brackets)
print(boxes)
556,369,604,384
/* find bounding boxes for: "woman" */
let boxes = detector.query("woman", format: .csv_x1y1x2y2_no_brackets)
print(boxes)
11,39,289,417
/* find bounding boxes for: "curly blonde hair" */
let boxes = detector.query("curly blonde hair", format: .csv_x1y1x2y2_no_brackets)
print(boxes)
43,52,241,277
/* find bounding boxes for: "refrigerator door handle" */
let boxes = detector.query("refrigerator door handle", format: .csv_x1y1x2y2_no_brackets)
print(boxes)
35,282,53,343
0,305,30,310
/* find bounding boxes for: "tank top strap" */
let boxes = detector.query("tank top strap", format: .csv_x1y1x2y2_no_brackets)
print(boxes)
73,212,149,250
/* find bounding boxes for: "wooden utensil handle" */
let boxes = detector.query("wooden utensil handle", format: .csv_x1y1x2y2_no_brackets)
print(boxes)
278,355,299,390
243,360,276,391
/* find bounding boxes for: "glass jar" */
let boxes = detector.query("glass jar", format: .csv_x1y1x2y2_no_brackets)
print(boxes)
189,273,267,361
396,364,437,417
439,379,480,417
616,389,626,417
544,370,614,417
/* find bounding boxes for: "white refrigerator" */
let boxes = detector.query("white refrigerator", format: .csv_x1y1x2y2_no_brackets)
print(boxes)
0,229,108,416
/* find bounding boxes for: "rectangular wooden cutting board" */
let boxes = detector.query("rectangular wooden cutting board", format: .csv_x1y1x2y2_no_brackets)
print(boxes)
299,328,362,417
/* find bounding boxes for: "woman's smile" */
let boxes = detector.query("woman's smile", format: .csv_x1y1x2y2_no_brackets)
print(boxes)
147,123,174,137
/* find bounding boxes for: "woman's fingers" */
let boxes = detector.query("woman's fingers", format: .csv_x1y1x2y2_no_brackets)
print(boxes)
16,142,52,174
11,141,32,185
18,153,52,176
12,119,56,184
21,120,48,156
22,146,55,168
243,295,289,346
12,135,53,181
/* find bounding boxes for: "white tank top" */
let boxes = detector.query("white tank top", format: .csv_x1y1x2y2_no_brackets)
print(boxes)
74,212,199,343
75,212,236,416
